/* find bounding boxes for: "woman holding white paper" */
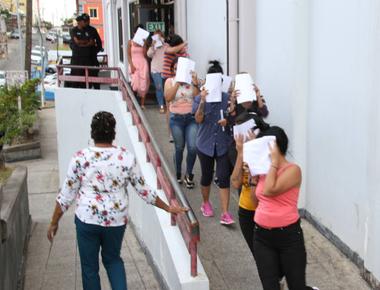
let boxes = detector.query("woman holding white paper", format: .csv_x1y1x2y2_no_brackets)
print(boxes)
231,112,270,255
128,25,150,109
252,126,318,290
192,61,235,225
147,30,167,113
229,81,269,118
164,58,200,188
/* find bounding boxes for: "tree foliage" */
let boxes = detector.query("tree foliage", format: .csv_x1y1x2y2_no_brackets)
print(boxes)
0,79,40,145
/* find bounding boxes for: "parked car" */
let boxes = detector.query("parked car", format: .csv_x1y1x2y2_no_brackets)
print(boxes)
46,31,57,42
10,30,21,39
0,70,6,86
31,49,48,66
62,33,71,44
44,73,57,87
45,64,57,74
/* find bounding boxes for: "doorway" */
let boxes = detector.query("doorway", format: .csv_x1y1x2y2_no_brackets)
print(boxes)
129,0,174,39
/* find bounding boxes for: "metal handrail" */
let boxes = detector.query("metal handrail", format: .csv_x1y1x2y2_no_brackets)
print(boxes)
119,72,199,226
56,59,200,277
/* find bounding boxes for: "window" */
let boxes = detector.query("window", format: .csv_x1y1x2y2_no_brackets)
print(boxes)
89,8,98,18
117,8,124,62
78,4,83,14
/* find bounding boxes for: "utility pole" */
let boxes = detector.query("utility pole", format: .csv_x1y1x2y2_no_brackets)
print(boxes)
16,0,23,69
36,0,45,107
24,0,32,77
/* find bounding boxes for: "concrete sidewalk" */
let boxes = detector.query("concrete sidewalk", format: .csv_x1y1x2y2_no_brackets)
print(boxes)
21,108,161,290
144,105,372,290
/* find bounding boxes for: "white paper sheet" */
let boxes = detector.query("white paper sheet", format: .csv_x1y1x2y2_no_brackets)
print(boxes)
233,119,256,141
222,75,232,93
175,57,195,84
152,34,163,49
204,73,223,103
235,73,256,104
132,27,150,46
243,136,276,176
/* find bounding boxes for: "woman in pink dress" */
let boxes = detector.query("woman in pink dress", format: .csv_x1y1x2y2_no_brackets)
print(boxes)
128,25,150,109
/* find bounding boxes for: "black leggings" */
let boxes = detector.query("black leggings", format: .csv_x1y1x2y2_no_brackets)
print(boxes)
197,149,231,188
253,220,314,290
238,207,255,256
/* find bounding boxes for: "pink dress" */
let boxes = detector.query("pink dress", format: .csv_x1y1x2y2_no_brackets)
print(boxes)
129,41,150,96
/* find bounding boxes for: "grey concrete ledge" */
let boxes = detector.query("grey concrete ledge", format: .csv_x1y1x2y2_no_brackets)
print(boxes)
0,166,31,290
300,209,379,290
3,116,41,163
3,141,42,162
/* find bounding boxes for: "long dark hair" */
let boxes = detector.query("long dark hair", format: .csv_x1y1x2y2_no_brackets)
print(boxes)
168,34,184,47
256,126,288,155
235,111,270,133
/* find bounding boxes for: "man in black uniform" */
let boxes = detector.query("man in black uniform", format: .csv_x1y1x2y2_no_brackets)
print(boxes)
68,15,95,88
82,13,103,89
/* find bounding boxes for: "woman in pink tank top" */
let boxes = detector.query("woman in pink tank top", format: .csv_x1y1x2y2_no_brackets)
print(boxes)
253,126,318,290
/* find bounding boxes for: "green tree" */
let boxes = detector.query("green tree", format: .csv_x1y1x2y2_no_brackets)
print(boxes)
42,20,53,30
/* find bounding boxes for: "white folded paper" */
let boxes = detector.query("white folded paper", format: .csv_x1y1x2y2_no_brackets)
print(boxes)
204,73,223,103
152,34,163,49
235,73,256,104
222,75,232,93
243,136,276,176
233,119,256,141
133,27,150,46
175,57,195,84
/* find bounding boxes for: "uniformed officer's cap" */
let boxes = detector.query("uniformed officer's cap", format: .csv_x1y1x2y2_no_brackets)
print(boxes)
76,15,84,22
81,13,90,21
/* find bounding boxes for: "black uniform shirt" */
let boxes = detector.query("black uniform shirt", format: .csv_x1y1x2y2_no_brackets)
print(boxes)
70,26,93,57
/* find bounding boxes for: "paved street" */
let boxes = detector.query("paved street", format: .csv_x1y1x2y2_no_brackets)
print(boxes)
143,105,372,290
0,38,24,71
19,108,161,290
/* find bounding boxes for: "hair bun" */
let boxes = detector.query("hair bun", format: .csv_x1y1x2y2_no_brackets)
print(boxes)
209,60,221,66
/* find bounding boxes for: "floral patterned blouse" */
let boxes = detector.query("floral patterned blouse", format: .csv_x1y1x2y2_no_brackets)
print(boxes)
57,146,157,227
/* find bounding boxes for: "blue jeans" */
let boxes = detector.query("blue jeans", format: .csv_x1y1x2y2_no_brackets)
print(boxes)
75,216,127,290
169,113,198,176
151,72,165,107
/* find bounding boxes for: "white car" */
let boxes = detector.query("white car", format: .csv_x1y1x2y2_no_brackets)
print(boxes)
46,32,57,42
46,64,57,74
31,49,48,66
0,71,6,87
44,73,57,87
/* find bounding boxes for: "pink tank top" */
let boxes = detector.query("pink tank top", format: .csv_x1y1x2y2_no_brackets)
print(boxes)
168,78,194,114
254,163,300,228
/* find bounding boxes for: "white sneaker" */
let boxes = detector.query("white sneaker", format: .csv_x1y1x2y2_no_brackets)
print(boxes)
311,287,320,290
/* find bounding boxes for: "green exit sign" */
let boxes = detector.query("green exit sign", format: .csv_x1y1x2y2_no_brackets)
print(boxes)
146,22,165,33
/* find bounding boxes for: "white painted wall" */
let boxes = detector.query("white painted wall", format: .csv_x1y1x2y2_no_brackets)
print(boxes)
255,0,308,208
306,0,380,281
255,0,380,282
186,0,227,78
55,88,209,290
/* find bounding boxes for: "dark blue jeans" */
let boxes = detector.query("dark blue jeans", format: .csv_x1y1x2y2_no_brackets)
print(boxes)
151,72,165,107
169,113,198,176
75,216,127,290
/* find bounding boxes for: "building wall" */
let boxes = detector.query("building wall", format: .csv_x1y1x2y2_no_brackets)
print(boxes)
82,0,105,43
185,0,227,77
254,0,380,283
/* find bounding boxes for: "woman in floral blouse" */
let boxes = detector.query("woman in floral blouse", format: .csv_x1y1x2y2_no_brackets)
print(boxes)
47,111,187,290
